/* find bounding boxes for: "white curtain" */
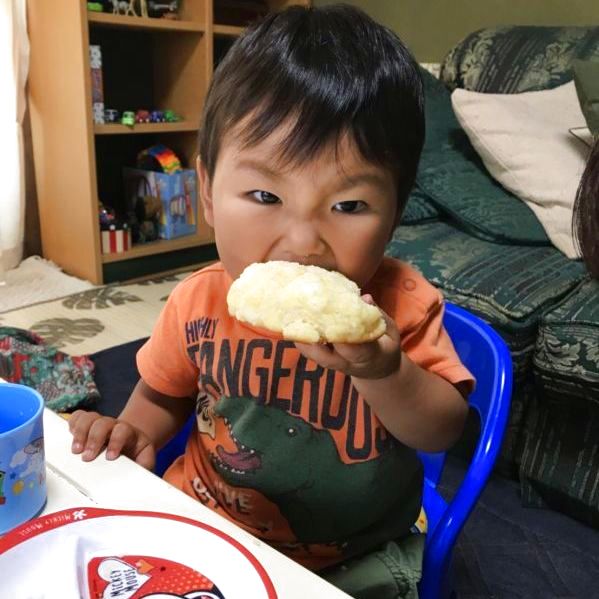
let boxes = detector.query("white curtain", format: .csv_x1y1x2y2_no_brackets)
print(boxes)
0,0,29,281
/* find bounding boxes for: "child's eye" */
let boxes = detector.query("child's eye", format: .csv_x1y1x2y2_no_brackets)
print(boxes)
333,200,366,213
250,190,280,204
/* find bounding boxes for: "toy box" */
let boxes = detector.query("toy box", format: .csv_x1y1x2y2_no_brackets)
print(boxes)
123,167,197,240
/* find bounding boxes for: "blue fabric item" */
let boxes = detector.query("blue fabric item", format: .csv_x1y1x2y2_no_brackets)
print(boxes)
418,303,513,599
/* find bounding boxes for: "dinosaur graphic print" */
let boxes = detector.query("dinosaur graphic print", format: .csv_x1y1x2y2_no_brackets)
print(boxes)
212,396,412,542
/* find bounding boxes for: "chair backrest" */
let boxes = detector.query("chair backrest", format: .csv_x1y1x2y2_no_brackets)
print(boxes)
418,302,513,598
418,302,512,488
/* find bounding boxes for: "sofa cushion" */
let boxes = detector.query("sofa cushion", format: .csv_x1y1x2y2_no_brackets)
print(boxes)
520,279,599,527
387,221,586,371
572,59,599,136
533,278,599,399
451,81,589,259
387,221,586,473
441,26,599,93
417,69,549,246
401,186,439,225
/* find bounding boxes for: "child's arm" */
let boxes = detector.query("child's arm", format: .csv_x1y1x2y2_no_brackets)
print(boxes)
295,297,468,453
349,355,468,453
69,379,195,470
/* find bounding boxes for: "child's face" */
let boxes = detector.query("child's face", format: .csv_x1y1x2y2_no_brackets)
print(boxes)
198,124,398,288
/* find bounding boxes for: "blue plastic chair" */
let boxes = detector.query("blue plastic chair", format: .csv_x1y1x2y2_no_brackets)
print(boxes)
155,302,512,598
418,302,512,599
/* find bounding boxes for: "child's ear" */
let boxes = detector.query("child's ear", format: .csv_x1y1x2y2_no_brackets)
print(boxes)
196,156,214,227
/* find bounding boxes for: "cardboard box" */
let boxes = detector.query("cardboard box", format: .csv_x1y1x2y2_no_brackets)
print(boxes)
123,168,197,240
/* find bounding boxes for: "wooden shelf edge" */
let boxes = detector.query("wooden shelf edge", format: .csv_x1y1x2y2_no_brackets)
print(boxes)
88,12,205,33
94,121,199,135
102,235,212,263
213,24,244,37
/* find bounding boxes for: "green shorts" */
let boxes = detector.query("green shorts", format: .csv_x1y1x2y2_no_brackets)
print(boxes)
320,534,425,599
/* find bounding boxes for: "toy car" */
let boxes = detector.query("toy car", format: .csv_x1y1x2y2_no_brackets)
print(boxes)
135,109,150,123
148,1,179,19
121,111,135,126
164,109,181,122
150,110,165,123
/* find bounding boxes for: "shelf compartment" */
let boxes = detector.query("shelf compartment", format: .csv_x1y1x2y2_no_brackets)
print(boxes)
95,121,199,135
88,27,208,130
102,233,211,263
213,24,244,36
88,12,206,33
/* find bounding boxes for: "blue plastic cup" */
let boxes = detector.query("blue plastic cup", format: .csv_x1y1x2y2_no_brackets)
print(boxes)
0,383,47,535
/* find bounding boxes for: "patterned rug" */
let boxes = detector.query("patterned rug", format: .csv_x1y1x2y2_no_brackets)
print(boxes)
0,272,192,356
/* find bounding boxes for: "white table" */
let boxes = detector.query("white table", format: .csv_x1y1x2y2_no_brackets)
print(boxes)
42,409,351,598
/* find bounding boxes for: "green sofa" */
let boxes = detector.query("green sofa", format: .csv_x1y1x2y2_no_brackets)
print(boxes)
392,26,599,528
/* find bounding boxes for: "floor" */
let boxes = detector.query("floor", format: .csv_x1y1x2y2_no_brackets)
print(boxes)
0,256,94,313
0,268,189,355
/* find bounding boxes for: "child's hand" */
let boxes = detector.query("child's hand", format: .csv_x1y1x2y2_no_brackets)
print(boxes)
294,295,402,381
68,410,156,470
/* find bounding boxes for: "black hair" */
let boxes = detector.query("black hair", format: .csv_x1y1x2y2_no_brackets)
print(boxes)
198,3,424,214
574,138,599,279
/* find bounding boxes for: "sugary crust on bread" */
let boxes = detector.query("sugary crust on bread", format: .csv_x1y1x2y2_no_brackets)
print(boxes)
227,261,386,343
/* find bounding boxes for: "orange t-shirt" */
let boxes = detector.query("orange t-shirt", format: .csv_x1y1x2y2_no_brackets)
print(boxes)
137,258,474,570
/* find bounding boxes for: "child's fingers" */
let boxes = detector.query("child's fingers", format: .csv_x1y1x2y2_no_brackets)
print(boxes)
294,341,344,370
105,421,136,461
69,410,102,454
134,443,156,471
105,423,156,471
81,417,116,461
361,294,401,344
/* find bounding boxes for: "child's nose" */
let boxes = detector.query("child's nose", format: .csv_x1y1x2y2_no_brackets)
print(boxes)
287,220,326,257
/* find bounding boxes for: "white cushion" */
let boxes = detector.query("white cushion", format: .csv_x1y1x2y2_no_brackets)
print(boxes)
451,81,590,258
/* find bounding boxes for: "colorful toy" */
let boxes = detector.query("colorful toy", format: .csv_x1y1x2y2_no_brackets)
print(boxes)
98,203,116,227
104,108,120,123
87,2,104,12
137,143,182,174
150,110,165,123
135,109,150,123
121,110,135,126
163,109,181,123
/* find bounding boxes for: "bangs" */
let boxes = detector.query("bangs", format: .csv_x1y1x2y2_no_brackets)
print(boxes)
199,5,424,205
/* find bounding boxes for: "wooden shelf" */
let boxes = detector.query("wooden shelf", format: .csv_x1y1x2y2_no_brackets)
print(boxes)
102,234,209,263
94,121,199,135
88,12,205,33
213,24,244,37
30,1,309,284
